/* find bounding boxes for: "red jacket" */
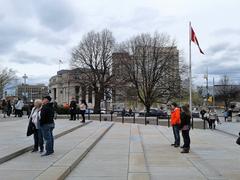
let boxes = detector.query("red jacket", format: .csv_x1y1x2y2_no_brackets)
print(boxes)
171,107,181,125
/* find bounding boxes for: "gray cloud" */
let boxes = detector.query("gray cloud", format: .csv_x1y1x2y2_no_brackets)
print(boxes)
33,0,75,32
10,51,54,65
195,43,240,78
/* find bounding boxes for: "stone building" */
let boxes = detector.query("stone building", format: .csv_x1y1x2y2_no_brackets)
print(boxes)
49,68,94,107
16,84,48,103
111,46,180,108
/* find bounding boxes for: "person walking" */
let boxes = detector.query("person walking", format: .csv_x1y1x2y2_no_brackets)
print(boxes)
209,109,217,129
40,96,55,156
69,97,77,120
223,109,228,122
27,99,44,152
79,100,87,123
1,99,7,118
6,100,12,117
180,104,191,153
15,98,24,117
170,102,181,147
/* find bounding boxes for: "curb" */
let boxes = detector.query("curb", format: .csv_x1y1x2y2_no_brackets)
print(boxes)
35,123,114,180
0,121,92,165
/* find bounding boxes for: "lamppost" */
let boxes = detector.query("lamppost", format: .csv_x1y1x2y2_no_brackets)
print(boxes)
22,74,28,102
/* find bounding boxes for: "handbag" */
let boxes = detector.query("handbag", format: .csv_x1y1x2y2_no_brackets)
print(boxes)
236,136,240,145
26,118,35,136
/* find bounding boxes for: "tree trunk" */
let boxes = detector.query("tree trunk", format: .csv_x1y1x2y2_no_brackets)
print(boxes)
145,104,151,116
94,93,101,114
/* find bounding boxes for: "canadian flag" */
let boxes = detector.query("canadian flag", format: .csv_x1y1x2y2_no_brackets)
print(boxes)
191,27,204,54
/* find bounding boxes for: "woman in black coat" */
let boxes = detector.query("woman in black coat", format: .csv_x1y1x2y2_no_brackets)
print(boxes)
180,104,191,153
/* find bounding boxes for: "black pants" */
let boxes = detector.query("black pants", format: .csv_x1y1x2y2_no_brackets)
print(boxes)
33,129,44,151
172,125,180,145
182,130,190,149
70,109,76,120
80,110,85,122
209,119,215,129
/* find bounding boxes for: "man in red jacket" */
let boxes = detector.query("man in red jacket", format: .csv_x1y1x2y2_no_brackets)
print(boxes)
170,102,181,147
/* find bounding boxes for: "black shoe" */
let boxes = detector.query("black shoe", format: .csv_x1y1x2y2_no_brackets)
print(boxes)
171,144,175,146
174,144,180,148
81,121,85,123
181,148,189,153
180,146,184,148
31,149,38,153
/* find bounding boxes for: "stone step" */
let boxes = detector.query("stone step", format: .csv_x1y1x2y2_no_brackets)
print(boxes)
0,121,113,180
34,122,114,180
0,121,92,164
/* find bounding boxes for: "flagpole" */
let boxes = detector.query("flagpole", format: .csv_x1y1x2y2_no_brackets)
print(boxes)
189,22,193,128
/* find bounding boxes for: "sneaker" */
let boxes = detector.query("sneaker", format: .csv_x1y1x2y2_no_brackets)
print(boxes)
171,144,175,146
174,144,180,148
41,152,54,156
31,149,38,153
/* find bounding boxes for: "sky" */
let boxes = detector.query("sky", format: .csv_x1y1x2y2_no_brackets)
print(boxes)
0,0,240,88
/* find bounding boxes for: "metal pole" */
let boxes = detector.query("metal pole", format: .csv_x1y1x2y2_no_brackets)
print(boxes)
189,22,193,126
145,114,147,125
168,115,170,127
133,112,135,123
122,113,124,123
156,116,159,125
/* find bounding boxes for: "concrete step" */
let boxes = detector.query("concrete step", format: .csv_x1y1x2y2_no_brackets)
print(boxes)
0,121,114,180
0,120,92,164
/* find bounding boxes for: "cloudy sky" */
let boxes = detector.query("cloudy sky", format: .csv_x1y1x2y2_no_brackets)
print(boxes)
0,0,240,87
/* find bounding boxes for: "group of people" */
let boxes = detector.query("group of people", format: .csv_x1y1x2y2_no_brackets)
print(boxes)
1,98,24,118
170,102,191,153
200,108,221,129
27,96,55,156
69,98,88,123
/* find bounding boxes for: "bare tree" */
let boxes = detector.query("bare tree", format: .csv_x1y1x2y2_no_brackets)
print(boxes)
0,68,16,97
117,32,180,113
71,29,115,113
215,75,240,108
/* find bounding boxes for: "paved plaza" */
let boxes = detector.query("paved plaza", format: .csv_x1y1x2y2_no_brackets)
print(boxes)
0,116,239,180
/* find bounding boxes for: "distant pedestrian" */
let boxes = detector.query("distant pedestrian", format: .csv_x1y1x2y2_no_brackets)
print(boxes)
27,99,44,153
227,108,232,122
69,97,77,120
6,100,12,117
40,96,55,156
180,104,191,153
15,98,24,117
223,109,228,122
209,109,217,129
170,102,181,147
79,100,87,123
200,108,206,120
1,99,7,118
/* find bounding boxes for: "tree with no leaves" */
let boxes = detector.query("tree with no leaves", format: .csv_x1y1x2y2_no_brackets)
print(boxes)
71,29,115,113
215,75,240,108
117,32,180,113
0,68,16,96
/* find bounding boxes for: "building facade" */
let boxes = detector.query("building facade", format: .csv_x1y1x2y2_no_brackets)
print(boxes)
49,68,95,108
16,84,48,103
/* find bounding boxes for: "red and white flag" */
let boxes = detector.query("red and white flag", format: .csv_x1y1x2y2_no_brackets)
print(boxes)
191,27,204,54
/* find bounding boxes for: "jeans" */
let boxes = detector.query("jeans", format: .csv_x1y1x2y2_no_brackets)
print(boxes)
33,129,44,151
80,110,85,122
40,123,55,153
172,125,180,145
182,130,190,149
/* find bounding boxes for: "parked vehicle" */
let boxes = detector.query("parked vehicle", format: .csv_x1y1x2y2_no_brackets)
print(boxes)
139,108,168,118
